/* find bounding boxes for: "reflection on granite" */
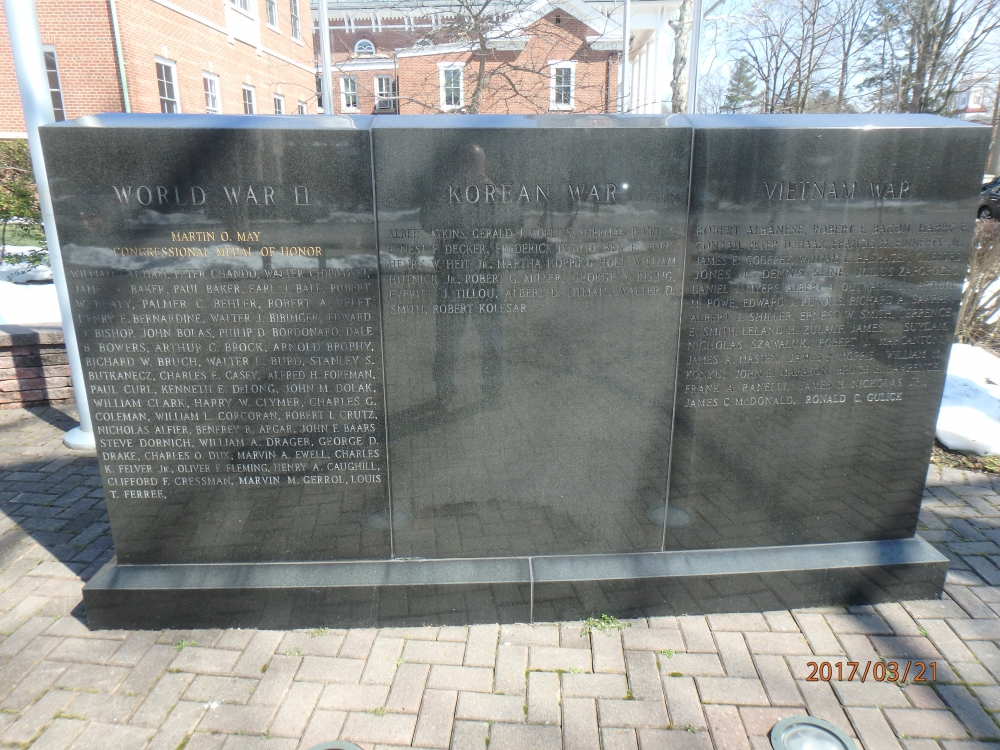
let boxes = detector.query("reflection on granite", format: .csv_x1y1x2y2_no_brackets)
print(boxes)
373,115,690,557
36,114,988,627
41,119,390,563
666,116,990,552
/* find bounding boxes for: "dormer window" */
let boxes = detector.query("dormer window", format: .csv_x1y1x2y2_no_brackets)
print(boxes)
354,39,375,56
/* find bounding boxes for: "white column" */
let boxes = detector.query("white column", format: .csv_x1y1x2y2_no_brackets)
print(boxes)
632,49,641,113
644,32,654,113
3,0,94,450
647,40,657,112
650,28,661,113
632,49,646,115
643,47,653,113
639,43,649,114
319,0,334,114
621,0,631,113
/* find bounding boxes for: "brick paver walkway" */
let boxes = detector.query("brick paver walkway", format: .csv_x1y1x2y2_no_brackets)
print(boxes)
3,406,1000,749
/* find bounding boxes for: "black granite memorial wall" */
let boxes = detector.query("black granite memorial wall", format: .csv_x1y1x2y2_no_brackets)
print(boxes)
41,116,390,565
38,113,987,629
372,116,689,558
667,115,987,552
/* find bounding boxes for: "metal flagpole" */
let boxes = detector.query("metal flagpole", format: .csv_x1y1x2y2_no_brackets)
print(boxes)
3,0,95,450
686,0,703,114
318,0,334,114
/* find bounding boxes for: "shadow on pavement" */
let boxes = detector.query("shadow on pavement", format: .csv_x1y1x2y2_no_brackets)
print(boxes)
0,405,111,626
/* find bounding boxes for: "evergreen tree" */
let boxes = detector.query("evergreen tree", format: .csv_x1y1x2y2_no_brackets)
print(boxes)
722,58,759,113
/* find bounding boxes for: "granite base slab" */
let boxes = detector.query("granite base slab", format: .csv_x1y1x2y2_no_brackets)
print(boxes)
82,536,948,629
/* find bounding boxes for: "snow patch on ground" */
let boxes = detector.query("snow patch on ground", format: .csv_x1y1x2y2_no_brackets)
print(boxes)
0,246,51,283
0,246,60,325
0,280,60,325
938,343,1000,455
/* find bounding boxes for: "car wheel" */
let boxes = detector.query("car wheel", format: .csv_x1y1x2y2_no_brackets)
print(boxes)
979,207,993,220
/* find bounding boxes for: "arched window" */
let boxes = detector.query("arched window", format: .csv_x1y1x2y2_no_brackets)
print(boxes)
354,39,375,56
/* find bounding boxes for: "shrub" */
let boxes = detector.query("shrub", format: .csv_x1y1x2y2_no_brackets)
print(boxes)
957,219,1000,348
0,139,42,260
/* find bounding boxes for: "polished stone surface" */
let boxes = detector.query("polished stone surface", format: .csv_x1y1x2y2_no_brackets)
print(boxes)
83,536,946,628
372,115,690,557
666,115,990,552
531,536,948,620
41,116,390,563
36,114,992,627
85,556,533,628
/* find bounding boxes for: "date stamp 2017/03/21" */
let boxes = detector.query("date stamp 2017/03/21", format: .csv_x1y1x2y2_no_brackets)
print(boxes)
806,661,937,682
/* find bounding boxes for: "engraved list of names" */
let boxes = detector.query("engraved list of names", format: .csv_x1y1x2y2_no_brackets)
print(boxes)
44,125,390,562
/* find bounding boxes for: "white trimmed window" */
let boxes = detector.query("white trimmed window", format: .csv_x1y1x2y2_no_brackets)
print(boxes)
230,0,250,11
340,76,359,111
439,63,463,110
289,0,301,39
354,39,375,56
273,94,285,114
155,57,179,113
42,46,65,121
203,73,220,114
549,61,576,110
265,0,278,27
242,85,256,114
297,100,307,114
375,75,394,110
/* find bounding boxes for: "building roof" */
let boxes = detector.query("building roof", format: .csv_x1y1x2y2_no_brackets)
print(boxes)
380,0,622,57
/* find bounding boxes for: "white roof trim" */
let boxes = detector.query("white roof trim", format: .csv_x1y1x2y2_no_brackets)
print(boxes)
487,0,621,44
332,58,396,70
396,41,474,57
587,36,620,50
488,36,530,49
375,0,622,56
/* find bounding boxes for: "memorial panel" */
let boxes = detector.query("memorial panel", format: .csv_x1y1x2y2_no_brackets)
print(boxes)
41,115,390,564
372,116,691,557
35,113,977,629
666,115,990,551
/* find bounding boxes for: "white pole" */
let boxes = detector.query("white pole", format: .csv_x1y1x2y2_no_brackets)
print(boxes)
3,0,94,450
621,0,631,113
686,0,703,114
318,0,334,114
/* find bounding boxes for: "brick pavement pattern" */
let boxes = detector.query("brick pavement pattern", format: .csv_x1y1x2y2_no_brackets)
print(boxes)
3,406,1000,749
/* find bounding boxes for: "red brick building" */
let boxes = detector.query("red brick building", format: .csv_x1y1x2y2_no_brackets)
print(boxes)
0,0,317,135
321,0,624,115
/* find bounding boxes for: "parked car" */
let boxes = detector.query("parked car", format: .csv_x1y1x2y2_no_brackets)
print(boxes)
984,175,1000,191
979,185,1000,219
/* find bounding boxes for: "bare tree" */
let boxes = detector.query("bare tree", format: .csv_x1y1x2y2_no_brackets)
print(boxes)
729,0,831,113
860,0,1000,113
668,0,693,113
988,75,1000,172
387,0,619,114
830,0,872,111
698,68,729,112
